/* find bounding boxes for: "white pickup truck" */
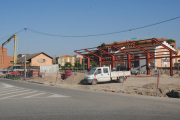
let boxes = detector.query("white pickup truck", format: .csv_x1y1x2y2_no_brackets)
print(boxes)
84,67,131,85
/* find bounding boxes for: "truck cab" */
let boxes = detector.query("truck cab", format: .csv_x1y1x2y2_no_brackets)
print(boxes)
7,65,23,72
84,67,111,84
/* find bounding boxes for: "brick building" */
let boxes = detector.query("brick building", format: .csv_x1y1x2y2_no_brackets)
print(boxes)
0,46,13,69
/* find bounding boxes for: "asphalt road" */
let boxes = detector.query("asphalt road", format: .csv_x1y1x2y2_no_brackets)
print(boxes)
0,79,180,120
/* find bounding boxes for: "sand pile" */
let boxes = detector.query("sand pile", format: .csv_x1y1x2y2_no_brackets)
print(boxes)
62,72,86,85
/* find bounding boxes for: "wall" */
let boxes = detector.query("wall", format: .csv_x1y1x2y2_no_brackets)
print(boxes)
155,48,176,67
31,53,52,66
0,47,13,69
40,64,59,73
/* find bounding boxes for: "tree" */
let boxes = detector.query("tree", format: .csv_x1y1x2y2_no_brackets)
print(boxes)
101,42,106,47
58,64,61,68
90,61,98,68
114,41,118,45
75,61,82,69
65,62,72,69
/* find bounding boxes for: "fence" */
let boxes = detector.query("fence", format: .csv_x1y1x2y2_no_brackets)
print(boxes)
1,68,179,98
40,64,59,73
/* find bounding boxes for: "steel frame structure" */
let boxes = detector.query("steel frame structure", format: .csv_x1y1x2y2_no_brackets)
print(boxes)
74,38,179,76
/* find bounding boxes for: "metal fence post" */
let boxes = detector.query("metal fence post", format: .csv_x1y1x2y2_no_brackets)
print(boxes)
120,71,125,93
43,70,46,84
156,69,160,97
55,70,58,86
71,71,73,88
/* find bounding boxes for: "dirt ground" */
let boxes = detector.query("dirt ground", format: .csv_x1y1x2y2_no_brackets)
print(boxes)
24,69,180,98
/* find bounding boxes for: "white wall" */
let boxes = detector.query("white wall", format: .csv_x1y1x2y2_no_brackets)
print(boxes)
40,64,59,73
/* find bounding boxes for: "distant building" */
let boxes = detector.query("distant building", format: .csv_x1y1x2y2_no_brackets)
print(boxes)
58,55,75,67
17,52,53,66
17,54,30,58
104,38,177,68
75,54,83,64
52,57,59,64
0,46,13,69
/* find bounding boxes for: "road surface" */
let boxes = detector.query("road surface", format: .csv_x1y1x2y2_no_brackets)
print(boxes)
0,79,180,120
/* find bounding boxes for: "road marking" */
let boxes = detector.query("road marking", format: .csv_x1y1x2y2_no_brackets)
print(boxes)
0,91,38,99
48,94,69,98
23,92,46,98
0,89,31,96
0,88,25,94
0,87,19,91
0,83,70,99
2,83,14,88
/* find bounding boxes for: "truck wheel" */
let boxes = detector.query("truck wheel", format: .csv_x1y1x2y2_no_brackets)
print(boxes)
92,79,97,85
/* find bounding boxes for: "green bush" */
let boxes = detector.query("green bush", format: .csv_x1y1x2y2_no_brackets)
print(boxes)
135,41,140,45
114,41,118,45
167,39,175,44
101,43,106,47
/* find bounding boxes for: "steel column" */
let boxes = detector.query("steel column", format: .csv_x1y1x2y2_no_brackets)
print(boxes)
88,58,90,71
170,51,173,76
99,57,101,67
127,54,131,70
146,53,150,75
112,56,115,68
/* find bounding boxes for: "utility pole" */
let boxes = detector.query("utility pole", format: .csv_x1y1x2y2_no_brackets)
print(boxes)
24,25,27,82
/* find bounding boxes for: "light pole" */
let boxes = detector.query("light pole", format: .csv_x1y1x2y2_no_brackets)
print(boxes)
24,26,27,81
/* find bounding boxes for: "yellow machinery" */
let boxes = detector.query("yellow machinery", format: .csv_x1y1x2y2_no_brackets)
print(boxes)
2,34,18,66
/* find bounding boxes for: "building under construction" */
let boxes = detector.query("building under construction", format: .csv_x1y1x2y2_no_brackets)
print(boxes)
74,38,179,76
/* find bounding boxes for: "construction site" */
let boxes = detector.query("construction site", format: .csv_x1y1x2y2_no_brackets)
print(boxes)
1,38,179,98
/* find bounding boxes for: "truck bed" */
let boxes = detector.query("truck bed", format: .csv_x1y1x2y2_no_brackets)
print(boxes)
111,71,131,79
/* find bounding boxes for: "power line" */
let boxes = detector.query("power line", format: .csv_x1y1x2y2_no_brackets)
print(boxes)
0,29,24,41
0,15,180,39
27,16,180,37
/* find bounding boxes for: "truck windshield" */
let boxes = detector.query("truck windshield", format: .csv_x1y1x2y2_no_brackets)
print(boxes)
88,68,96,75
13,66,22,69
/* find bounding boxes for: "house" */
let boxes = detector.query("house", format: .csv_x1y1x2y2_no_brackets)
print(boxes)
58,55,75,67
17,52,53,66
0,46,13,69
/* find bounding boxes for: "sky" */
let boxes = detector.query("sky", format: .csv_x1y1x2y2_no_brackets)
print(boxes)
0,0,180,58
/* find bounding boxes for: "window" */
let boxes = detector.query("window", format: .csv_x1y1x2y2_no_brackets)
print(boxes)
62,59,64,61
10,61,13,64
103,68,108,73
97,69,101,74
62,63,64,66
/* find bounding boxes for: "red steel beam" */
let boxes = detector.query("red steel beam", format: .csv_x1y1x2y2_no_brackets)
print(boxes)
152,38,177,55
127,54,131,70
74,51,93,61
130,42,154,57
85,49,105,60
112,45,135,58
97,47,119,59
